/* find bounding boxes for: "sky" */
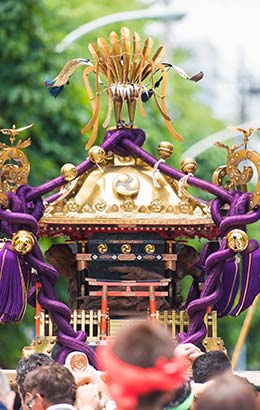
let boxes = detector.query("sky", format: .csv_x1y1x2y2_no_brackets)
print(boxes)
172,0,260,122
140,0,260,155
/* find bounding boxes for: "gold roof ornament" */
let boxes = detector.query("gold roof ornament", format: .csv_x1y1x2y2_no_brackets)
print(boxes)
0,124,32,198
42,152,213,229
45,27,203,150
213,126,260,208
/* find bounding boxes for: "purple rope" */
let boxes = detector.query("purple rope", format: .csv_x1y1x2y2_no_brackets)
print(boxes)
25,240,98,366
0,185,98,366
219,207,260,237
26,128,232,203
178,245,233,344
180,190,260,344
214,257,240,317
118,137,233,203
27,128,145,203
230,247,260,316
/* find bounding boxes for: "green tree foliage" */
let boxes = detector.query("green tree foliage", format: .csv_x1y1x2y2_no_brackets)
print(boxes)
0,0,258,369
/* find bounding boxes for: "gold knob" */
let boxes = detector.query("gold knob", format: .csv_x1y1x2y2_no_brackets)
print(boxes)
61,163,77,181
157,141,174,160
12,230,35,255
226,229,248,252
88,146,106,164
181,158,198,175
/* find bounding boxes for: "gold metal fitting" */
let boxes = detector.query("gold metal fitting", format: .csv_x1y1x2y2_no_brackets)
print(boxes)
226,229,249,252
181,158,198,175
97,243,108,254
12,230,35,255
121,244,132,254
145,244,155,254
88,146,106,164
0,193,8,208
157,141,174,160
61,163,77,182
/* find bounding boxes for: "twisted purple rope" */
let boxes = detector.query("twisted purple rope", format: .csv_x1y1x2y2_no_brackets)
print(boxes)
26,243,97,365
0,186,97,366
179,191,260,344
118,138,233,203
27,128,146,203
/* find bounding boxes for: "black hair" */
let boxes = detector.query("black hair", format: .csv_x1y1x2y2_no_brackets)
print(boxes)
192,350,231,383
164,382,192,409
16,353,54,398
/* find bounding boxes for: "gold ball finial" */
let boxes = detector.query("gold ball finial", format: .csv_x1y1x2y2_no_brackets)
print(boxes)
88,146,106,164
12,230,35,255
226,229,249,252
157,141,174,160
181,158,198,175
61,163,77,182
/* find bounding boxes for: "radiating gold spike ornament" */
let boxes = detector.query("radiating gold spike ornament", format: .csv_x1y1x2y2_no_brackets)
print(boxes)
46,27,204,149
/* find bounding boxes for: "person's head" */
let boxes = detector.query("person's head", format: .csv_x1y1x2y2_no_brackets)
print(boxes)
24,364,76,410
192,350,231,383
164,382,193,410
195,372,259,410
0,370,15,410
99,322,187,410
16,353,54,406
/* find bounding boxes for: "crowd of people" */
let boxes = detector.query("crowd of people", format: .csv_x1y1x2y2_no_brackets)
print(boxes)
0,322,259,410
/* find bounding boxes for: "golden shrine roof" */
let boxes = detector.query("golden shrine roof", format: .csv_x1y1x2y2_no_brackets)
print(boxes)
40,154,214,230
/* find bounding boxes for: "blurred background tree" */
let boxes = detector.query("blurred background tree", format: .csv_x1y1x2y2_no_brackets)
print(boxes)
0,0,258,369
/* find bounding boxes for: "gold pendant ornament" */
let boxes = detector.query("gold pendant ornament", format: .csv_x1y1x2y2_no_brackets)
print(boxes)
12,230,35,255
226,229,249,252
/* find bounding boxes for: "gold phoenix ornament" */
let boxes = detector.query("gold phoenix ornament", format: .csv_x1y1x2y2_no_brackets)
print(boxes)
213,126,260,208
0,124,32,197
46,27,203,150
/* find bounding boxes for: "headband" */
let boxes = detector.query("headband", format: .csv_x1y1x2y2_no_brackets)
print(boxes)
165,392,194,410
97,343,187,410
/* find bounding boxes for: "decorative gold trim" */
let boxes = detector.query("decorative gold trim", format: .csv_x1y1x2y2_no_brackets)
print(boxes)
40,216,214,226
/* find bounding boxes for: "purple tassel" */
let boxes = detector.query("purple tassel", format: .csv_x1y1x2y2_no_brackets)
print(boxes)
0,243,29,323
214,258,240,317
230,248,260,316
